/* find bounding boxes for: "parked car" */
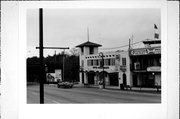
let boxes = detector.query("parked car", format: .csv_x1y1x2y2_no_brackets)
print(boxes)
57,81,73,88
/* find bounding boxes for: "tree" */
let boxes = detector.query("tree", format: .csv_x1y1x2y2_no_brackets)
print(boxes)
27,52,80,83
69,47,79,56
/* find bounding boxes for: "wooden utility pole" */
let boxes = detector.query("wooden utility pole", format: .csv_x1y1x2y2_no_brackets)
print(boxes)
39,8,44,104
37,8,69,104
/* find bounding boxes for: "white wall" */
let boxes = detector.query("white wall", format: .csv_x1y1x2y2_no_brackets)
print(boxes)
94,47,99,54
84,46,89,55
119,51,131,86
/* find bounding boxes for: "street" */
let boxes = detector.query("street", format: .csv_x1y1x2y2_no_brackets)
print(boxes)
27,84,161,104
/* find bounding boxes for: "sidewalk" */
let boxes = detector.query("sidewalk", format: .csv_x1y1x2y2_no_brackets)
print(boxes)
47,83,161,94
74,84,161,94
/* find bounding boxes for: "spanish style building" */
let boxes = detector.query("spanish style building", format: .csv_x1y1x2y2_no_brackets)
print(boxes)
76,41,131,87
76,39,161,88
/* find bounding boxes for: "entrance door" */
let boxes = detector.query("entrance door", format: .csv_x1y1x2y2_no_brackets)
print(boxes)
123,73,127,85
88,73,95,84
109,73,118,86
133,74,137,87
146,74,155,87
82,72,84,84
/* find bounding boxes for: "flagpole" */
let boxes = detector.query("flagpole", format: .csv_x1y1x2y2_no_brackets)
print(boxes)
87,27,89,42
131,35,133,49
154,24,159,40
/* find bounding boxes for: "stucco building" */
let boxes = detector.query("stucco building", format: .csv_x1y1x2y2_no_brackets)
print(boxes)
76,39,161,88
76,41,131,87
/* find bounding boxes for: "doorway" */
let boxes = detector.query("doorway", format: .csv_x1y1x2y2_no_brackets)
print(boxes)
82,72,84,84
133,74,137,87
123,73,127,85
87,72,95,84
109,73,119,86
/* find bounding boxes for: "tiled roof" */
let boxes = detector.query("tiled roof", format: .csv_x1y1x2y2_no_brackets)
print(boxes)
76,41,102,47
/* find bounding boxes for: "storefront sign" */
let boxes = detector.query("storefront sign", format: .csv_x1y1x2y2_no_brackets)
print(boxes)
93,66,109,69
147,66,161,72
120,65,126,71
130,47,161,56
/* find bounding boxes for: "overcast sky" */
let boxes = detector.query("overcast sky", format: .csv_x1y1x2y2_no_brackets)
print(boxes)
27,8,160,58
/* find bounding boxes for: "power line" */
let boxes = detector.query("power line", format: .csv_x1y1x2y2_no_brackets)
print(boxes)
99,40,143,50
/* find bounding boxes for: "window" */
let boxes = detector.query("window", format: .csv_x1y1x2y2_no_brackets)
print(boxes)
104,59,111,66
90,60,93,66
108,59,110,65
122,58,126,66
89,47,94,54
87,60,93,66
87,60,90,66
93,59,98,66
81,47,84,55
110,58,115,66
104,59,108,66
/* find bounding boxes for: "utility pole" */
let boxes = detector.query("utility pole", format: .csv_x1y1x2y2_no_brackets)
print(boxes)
87,27,89,42
39,8,44,104
62,49,65,82
37,8,69,104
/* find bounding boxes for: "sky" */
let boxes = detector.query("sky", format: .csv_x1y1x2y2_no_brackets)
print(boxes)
27,8,160,58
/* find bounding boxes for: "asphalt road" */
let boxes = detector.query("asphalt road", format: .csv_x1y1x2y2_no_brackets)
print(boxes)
27,84,161,104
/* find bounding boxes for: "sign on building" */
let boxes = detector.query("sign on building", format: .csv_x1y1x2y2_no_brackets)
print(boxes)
147,66,161,72
130,47,161,56
55,69,62,82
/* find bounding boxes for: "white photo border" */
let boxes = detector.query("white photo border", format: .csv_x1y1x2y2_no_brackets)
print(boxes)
2,1,179,119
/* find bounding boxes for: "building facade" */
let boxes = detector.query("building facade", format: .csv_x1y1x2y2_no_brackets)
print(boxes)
76,41,131,87
76,40,161,88
129,46,161,87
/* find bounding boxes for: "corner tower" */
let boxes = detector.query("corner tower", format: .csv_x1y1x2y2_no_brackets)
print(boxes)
76,41,102,84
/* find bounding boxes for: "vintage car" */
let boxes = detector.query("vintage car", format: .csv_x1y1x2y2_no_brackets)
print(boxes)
57,81,73,88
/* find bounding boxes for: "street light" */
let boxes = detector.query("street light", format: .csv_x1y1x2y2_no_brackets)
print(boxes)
99,52,105,89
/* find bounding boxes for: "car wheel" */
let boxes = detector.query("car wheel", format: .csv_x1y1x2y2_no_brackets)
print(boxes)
57,85,60,88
